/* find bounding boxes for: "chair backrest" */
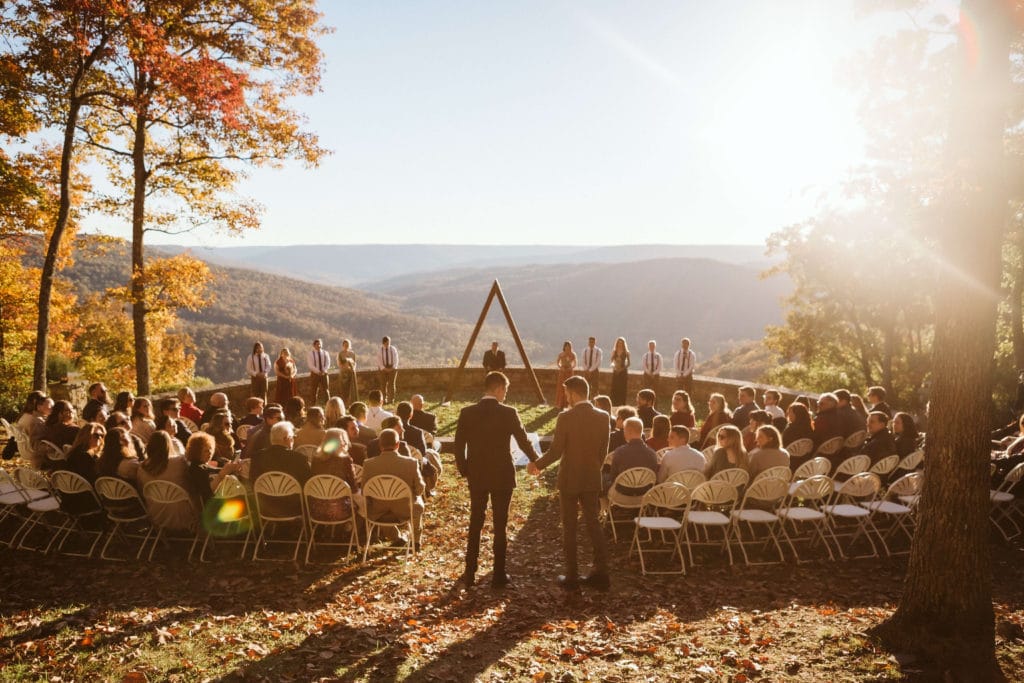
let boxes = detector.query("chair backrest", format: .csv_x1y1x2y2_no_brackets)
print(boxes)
665,469,705,490
834,472,881,500
897,450,924,472
253,471,302,498
702,445,716,459
788,474,833,503
50,470,96,497
95,476,140,502
142,479,196,530
703,423,726,448
613,467,657,490
143,479,191,505
351,463,364,487
15,466,50,492
845,430,867,450
180,417,198,432
689,480,738,508
793,456,831,480
710,467,749,489
997,462,1024,493
295,444,318,461
835,454,870,477
786,438,814,459
815,436,845,456
39,440,66,461
688,429,701,445
236,424,251,442
656,447,672,460
363,474,412,503
869,454,900,476
740,477,790,508
95,476,147,520
304,474,353,523
752,465,792,484
214,474,248,499
12,425,34,461
887,471,923,499
0,416,10,436
639,482,689,513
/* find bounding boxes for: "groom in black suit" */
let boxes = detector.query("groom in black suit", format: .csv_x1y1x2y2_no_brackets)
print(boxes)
453,371,538,588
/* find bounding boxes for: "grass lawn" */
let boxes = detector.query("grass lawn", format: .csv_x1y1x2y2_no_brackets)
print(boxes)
1,401,1022,681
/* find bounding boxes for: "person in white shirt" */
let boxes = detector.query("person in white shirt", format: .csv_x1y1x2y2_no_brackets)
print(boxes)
377,336,400,404
762,389,786,427
308,338,332,406
246,341,272,402
581,336,602,394
641,340,662,390
363,389,394,431
657,426,707,482
673,338,696,394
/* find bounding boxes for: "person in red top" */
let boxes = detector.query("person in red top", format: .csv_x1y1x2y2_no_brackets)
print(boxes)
669,390,696,428
177,387,203,424
645,415,671,451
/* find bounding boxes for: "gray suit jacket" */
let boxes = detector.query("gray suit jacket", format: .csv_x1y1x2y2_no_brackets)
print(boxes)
535,401,610,494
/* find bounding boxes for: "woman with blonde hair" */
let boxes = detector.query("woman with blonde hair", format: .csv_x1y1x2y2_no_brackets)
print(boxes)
609,337,631,406
699,392,732,448
274,347,298,403
325,396,346,428
706,424,749,477
130,398,156,445
554,341,577,409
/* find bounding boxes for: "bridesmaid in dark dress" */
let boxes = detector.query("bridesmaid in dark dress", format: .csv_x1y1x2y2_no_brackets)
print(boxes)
554,341,577,409
609,337,630,406
274,348,298,404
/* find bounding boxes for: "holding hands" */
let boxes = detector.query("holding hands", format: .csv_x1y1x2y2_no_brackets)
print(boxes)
526,461,540,477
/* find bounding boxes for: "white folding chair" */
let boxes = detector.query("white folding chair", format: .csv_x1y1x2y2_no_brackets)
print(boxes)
0,468,46,546
777,475,835,562
868,455,900,479
304,475,357,564
991,462,1024,541
730,477,789,565
38,440,67,463
362,474,416,562
252,472,307,561
786,438,814,460
845,430,867,451
235,424,252,442
789,456,831,495
295,444,318,462
142,480,201,561
860,471,922,555
199,475,253,561
833,454,871,480
683,480,737,566
11,423,36,462
49,471,106,558
94,476,152,560
352,463,364,488
665,469,705,491
710,467,750,491
604,467,657,541
894,450,924,476
630,483,688,575
11,468,61,552
702,423,726,449
701,445,716,460
814,436,845,459
822,472,884,559
752,465,792,485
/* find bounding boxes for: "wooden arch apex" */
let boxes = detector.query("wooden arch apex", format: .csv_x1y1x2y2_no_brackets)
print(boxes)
443,280,546,405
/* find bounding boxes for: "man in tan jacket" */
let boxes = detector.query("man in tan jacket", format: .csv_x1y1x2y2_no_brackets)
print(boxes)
529,375,611,590
362,429,425,548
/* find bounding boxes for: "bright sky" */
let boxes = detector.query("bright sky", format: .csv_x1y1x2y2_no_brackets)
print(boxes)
122,0,906,248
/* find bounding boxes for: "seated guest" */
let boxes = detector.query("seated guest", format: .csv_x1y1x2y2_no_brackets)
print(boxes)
159,398,192,444
658,426,706,482
782,403,815,447
15,390,48,437
201,392,233,427
593,395,616,430
867,386,892,418
324,397,347,428
812,393,843,448
338,416,368,465
395,401,429,460
699,393,733,448
177,387,203,424
360,428,425,548
998,415,1024,456
850,394,870,421
154,414,186,456
106,411,148,457
240,397,265,428
609,406,638,452
138,431,194,529
283,396,306,428
366,416,413,460
635,389,661,429
669,390,696,429
834,389,863,438
242,404,284,459
364,390,393,431
743,410,773,452
82,382,110,424
762,390,786,430
204,411,236,464
309,428,361,525
98,426,142,482
130,398,157,445
39,400,80,452
112,391,134,416
861,411,897,465
747,425,790,480
183,432,242,507
646,414,671,451
295,407,327,448
27,397,54,447
604,417,658,497
409,394,437,435
60,423,105,483
706,424,749,478
249,421,311,488
892,412,920,458
347,402,377,445
731,385,760,429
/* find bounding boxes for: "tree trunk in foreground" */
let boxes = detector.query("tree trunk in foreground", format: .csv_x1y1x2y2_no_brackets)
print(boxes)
131,105,151,396
874,1,1012,679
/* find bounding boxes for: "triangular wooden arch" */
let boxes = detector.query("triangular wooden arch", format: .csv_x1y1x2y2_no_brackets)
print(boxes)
443,279,547,404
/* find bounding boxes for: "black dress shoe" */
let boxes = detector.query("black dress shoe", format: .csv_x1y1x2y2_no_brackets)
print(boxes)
458,572,475,587
581,572,611,590
491,573,512,588
557,574,580,589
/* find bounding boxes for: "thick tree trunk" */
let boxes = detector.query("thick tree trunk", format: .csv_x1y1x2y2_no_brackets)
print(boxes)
873,1,1011,678
131,109,150,396
1012,253,1024,370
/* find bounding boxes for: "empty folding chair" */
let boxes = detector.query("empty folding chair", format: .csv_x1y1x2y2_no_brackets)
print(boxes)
630,482,688,575
751,465,792,485
94,476,151,560
362,474,417,562
822,472,884,559
665,469,705,491
789,457,832,495
683,480,738,566
12,468,61,552
38,440,67,464
832,454,871,482
777,475,835,562
252,472,307,562
199,475,253,561
604,467,657,541
142,480,201,561
304,475,357,564
730,477,789,565
710,467,750,491
860,471,922,555
48,471,106,557
990,462,1024,541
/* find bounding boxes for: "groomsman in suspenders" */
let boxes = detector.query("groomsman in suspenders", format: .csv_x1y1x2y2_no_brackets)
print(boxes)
378,336,400,404
308,339,332,406
673,337,696,394
581,337,602,393
247,341,271,403
641,340,662,391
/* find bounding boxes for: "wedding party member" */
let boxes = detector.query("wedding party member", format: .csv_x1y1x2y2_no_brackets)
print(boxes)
453,371,539,588
482,341,507,372
581,337,602,394
554,341,577,409
377,336,400,404
336,339,359,405
609,337,631,406
673,338,696,393
641,340,662,390
274,348,298,404
308,338,332,406
246,342,272,403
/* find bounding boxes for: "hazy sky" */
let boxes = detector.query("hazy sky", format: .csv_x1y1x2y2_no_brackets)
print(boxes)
119,1,909,248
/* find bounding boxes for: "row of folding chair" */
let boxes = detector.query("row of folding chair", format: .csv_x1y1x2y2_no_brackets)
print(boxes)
991,462,1024,541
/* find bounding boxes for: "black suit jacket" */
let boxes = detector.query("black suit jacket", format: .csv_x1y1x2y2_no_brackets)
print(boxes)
453,397,537,491
250,445,311,487
401,420,428,457
483,349,506,371
410,409,437,435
